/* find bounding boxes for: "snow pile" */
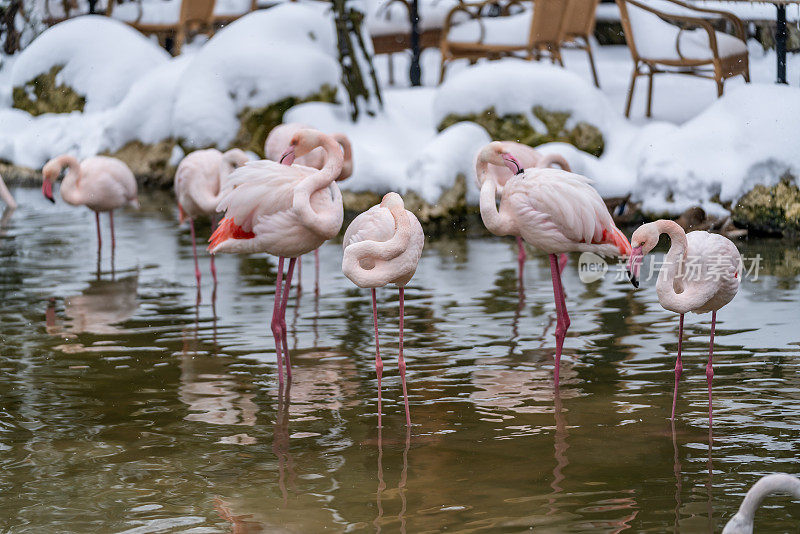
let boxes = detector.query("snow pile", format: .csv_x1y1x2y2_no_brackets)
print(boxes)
633,84,800,215
172,4,340,148
433,59,622,138
11,16,169,112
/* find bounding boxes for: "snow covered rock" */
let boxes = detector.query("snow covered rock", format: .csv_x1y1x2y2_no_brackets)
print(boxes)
11,16,169,114
433,59,619,156
172,4,341,152
633,84,800,217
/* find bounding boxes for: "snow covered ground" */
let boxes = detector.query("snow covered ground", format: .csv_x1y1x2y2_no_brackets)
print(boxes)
1,5,798,217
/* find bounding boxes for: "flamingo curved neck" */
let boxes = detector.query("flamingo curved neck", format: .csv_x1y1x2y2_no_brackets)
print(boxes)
724,474,800,533
292,137,343,237
343,204,412,286
479,180,515,237
55,155,83,205
334,134,353,180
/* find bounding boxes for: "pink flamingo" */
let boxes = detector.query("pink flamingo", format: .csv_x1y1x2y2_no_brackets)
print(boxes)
0,173,17,210
208,129,344,386
42,155,139,254
627,220,740,423
475,141,570,277
476,142,631,384
265,123,353,294
175,148,249,285
342,192,424,427
723,474,800,534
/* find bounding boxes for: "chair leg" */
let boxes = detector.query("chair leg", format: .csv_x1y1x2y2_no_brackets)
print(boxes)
743,67,750,83
716,78,724,97
624,66,638,118
645,68,654,118
388,54,395,86
585,43,600,87
439,57,448,85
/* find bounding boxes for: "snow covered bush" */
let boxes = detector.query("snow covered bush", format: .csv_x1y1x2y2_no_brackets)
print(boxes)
171,4,341,153
633,84,800,216
11,16,169,114
433,60,619,156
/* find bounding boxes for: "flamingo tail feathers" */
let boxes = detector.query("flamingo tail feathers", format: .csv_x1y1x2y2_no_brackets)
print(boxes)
208,217,255,253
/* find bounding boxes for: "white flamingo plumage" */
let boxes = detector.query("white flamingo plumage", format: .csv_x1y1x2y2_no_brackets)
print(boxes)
265,123,353,294
42,155,139,255
476,141,571,278
342,192,424,427
0,173,17,210
723,473,800,534
476,142,631,384
175,148,249,285
627,219,740,423
208,129,344,386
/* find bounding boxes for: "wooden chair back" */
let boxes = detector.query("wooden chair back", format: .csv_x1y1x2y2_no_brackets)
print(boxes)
561,0,599,38
528,0,568,47
180,0,217,27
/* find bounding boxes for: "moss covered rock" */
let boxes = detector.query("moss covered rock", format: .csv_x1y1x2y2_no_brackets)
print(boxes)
12,66,86,116
104,140,178,188
437,105,604,157
232,85,338,156
732,178,800,237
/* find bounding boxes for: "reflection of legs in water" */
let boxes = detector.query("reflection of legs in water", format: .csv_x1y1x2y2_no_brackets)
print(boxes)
374,425,386,533
211,284,218,348
547,385,569,517
273,381,295,505
706,426,714,529
214,497,261,533
510,273,526,356
671,420,682,531
516,236,526,288
399,426,410,534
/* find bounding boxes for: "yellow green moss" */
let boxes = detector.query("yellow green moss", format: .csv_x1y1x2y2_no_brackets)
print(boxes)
732,177,800,237
12,66,85,116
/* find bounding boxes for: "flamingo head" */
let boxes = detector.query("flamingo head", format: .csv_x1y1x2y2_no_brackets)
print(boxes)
221,148,250,177
380,192,405,212
280,128,327,165
41,159,62,203
627,222,660,288
477,142,523,180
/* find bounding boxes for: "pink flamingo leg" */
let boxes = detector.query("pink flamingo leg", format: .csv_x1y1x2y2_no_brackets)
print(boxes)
271,257,286,386
95,212,102,252
210,215,218,285
706,311,716,426
109,211,116,255
398,287,411,426
372,288,383,428
516,236,526,278
558,253,568,275
549,254,571,385
279,257,297,379
671,313,685,420
315,248,320,295
189,218,201,285
296,255,303,297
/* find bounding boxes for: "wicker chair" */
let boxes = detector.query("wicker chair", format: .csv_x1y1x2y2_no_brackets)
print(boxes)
617,0,749,117
559,0,600,87
439,0,567,84
107,0,217,54
37,0,91,25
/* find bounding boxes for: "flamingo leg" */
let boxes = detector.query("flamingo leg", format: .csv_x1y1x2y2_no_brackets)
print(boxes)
558,253,568,275
95,212,102,252
549,254,570,385
189,218,201,285
271,257,286,386
372,288,383,428
296,255,302,297
315,248,320,296
279,257,297,379
109,211,116,255
516,236,526,278
671,313,685,420
706,311,716,426
210,215,218,285
398,287,411,426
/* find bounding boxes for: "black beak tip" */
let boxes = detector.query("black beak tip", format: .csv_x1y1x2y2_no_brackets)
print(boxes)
626,270,638,288
46,195,55,204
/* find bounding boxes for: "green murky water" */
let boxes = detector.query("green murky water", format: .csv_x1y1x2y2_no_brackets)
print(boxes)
1,187,799,533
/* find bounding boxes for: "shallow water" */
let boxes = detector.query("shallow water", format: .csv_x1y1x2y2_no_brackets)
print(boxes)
1,187,800,533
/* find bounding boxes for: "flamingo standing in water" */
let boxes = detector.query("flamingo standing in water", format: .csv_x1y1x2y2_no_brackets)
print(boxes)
723,473,800,534
476,141,570,277
0,173,17,210
476,142,631,384
265,123,353,294
626,220,740,423
209,129,344,386
175,148,249,285
342,192,424,427
42,155,139,254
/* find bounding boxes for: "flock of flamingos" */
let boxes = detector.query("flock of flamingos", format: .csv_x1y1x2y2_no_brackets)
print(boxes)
0,123,796,530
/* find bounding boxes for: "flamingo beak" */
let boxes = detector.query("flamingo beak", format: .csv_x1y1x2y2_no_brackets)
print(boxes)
42,180,55,203
502,154,523,175
627,246,643,288
279,147,295,166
